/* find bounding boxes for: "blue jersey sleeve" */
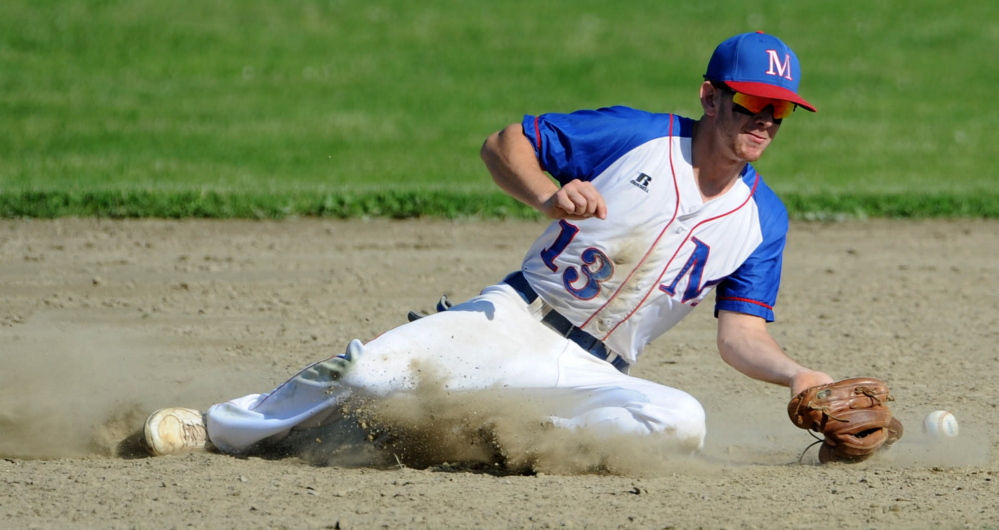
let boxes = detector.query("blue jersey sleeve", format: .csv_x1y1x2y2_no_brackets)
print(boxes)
521,107,688,185
713,176,789,322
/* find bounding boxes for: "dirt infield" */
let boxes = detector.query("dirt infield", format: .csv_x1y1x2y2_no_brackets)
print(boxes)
1,218,996,528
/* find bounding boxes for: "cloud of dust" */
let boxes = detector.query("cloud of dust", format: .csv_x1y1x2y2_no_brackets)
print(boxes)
0,313,261,459
0,313,701,472
284,369,704,476
285,370,991,473
0,320,148,458
6,315,982,473
360,390,702,476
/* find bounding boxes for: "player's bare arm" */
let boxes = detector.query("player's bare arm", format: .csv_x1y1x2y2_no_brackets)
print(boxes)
715,309,833,396
481,123,608,220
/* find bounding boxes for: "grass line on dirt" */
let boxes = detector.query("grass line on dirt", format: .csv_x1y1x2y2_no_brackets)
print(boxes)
2,190,996,220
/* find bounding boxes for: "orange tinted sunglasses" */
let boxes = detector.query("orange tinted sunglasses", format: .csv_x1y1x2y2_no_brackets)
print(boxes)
731,91,796,120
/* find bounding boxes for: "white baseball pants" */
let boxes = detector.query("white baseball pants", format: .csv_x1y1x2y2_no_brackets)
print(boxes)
204,282,706,455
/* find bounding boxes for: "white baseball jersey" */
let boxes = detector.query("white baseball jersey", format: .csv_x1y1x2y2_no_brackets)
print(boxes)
520,106,788,364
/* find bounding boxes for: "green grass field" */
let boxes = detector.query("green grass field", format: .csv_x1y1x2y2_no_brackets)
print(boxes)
2,0,996,219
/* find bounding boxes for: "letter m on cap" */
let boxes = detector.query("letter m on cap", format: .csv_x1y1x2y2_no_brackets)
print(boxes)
765,50,793,81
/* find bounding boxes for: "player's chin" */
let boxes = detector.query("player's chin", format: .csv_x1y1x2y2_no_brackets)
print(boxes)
735,148,765,163
736,140,769,162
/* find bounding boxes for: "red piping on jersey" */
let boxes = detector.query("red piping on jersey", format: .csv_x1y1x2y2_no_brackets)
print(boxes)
583,117,763,343
580,115,681,333
716,296,773,310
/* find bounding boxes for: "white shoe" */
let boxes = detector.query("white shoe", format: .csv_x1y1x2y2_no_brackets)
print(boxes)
144,407,210,456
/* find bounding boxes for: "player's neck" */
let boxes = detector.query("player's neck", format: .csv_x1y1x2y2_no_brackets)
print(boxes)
691,119,748,201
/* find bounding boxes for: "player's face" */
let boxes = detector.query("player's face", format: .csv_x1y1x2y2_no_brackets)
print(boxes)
714,89,782,163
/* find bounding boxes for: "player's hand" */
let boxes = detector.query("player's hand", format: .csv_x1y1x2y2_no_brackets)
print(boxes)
544,180,608,220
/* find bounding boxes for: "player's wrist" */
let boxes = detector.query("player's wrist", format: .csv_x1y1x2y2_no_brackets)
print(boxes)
789,370,834,396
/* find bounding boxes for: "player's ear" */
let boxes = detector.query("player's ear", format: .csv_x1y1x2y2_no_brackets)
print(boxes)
700,81,721,117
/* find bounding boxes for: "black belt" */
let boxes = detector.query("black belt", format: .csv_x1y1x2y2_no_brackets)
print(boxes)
504,271,629,373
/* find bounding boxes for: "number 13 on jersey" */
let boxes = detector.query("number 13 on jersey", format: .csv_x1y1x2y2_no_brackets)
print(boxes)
540,220,613,300
540,219,715,304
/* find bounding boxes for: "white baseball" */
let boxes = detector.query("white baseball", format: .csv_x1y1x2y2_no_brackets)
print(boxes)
922,410,959,438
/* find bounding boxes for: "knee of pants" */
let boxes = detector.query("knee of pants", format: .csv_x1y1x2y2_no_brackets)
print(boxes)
570,386,706,451
638,392,706,451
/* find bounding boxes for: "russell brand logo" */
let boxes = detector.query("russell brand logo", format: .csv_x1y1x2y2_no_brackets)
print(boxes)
630,172,652,192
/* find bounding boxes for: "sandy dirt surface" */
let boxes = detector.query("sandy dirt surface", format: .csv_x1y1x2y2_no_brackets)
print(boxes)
1,218,997,529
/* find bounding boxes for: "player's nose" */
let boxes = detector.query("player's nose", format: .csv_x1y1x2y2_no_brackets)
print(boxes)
752,106,777,126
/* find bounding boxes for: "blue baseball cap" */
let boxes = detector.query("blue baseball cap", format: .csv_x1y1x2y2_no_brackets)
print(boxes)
705,32,816,112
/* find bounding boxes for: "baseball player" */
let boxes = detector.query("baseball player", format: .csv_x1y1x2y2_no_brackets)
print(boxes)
144,32,839,461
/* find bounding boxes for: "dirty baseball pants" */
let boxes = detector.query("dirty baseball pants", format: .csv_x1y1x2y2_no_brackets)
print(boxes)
204,281,707,455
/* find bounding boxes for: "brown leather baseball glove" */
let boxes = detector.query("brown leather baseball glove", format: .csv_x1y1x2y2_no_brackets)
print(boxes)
787,377,903,463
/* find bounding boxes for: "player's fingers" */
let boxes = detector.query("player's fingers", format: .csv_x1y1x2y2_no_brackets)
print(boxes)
573,182,607,219
553,192,585,218
557,193,591,219
594,198,608,220
561,181,606,220
550,194,579,219
540,191,569,219
544,181,607,220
